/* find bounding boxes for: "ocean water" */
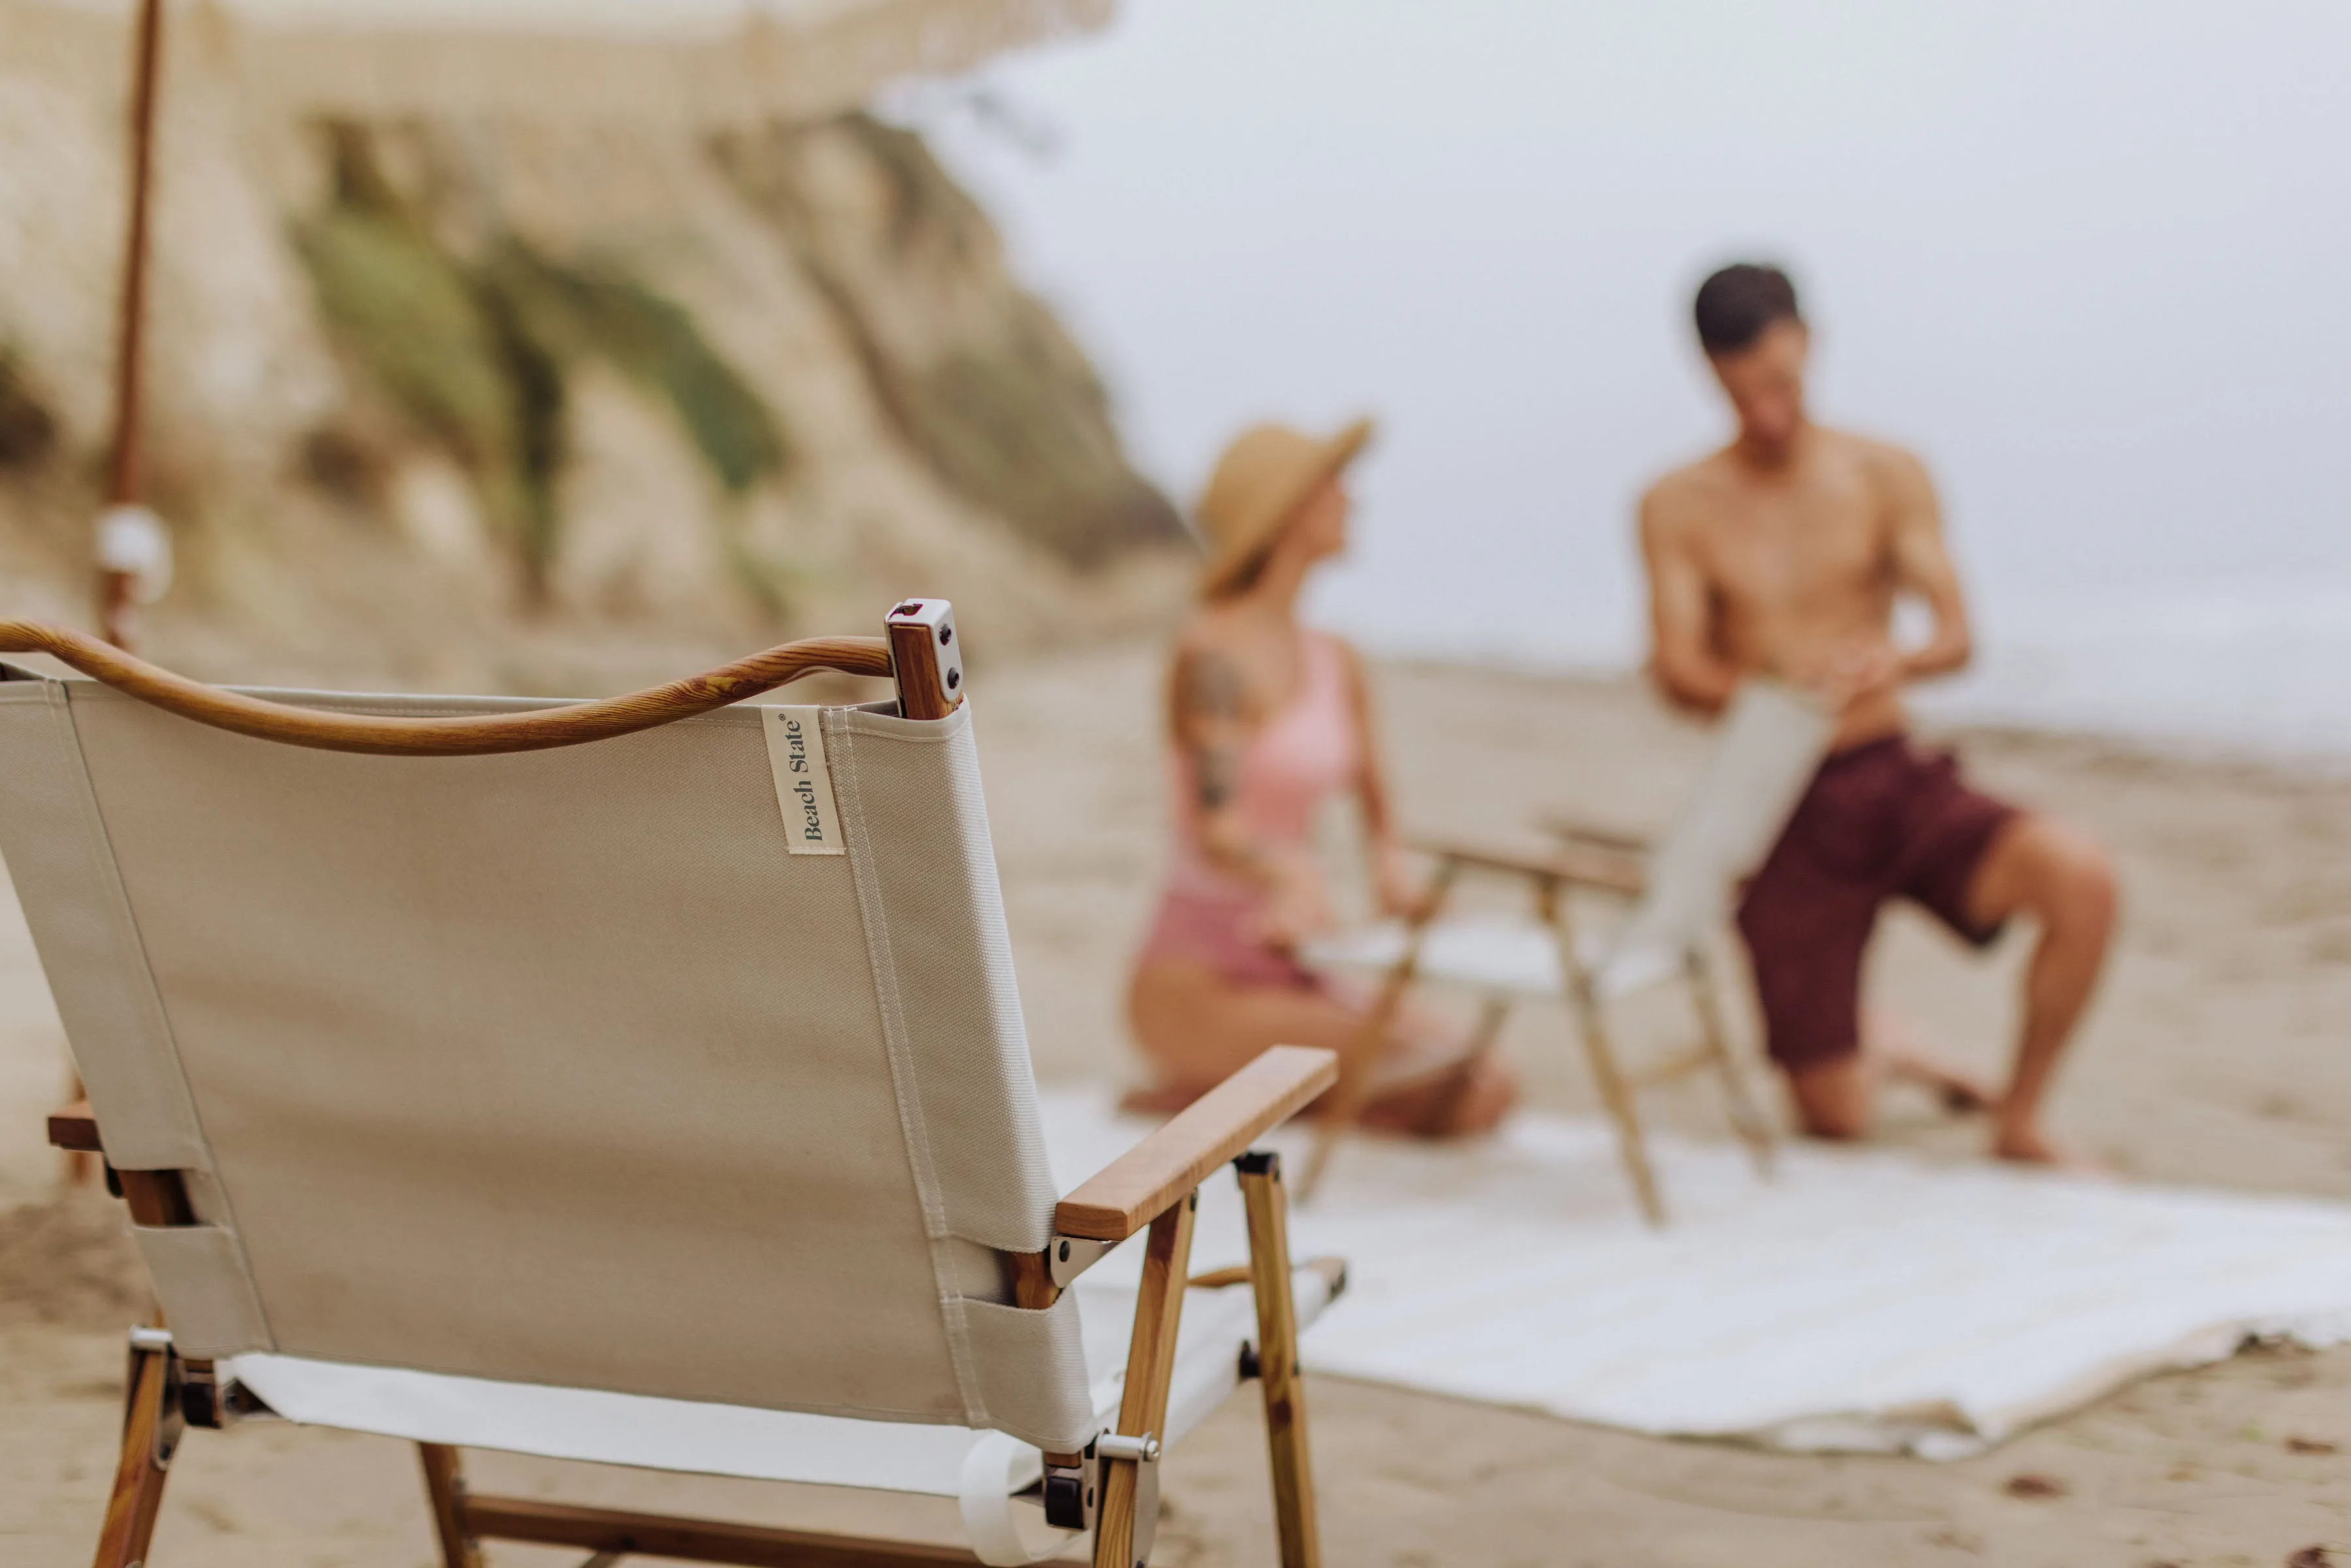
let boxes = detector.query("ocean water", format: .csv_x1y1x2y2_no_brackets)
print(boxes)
1344,572,2351,767
914,0,2351,764
1917,581,2351,763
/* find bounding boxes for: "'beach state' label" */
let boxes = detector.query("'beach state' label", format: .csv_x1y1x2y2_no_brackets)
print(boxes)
762,707,844,855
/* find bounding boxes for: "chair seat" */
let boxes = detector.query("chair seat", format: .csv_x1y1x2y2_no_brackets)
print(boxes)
1305,918,1683,1002
227,1267,1336,1512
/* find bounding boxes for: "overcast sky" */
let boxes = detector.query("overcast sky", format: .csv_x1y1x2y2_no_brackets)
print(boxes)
914,0,2351,677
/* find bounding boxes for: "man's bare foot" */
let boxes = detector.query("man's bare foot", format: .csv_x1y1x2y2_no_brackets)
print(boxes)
1991,1117,2107,1173
1888,1048,1998,1115
1865,1008,1997,1114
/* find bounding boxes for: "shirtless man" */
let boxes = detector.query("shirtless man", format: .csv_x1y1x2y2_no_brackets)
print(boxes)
1639,263,2117,1163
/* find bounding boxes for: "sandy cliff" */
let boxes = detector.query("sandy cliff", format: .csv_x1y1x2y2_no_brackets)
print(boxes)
0,2,1182,690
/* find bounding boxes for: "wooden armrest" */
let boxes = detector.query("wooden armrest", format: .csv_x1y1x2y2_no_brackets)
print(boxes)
1409,836,1646,898
48,1099,101,1154
1055,1046,1337,1242
1538,815,1654,858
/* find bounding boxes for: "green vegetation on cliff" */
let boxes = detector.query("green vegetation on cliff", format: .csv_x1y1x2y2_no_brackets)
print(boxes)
0,347,56,471
295,124,787,601
719,113,1182,568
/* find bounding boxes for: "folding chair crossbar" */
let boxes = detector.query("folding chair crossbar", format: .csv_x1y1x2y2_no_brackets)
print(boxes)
424,1462,993,1567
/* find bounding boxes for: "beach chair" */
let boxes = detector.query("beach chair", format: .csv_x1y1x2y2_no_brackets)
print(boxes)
1300,680,1832,1225
1,600,1340,1568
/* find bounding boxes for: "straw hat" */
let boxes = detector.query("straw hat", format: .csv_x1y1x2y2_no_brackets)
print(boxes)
1194,417,1375,597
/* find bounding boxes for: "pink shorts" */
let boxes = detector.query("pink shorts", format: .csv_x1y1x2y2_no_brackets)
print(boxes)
1132,884,1468,1090
1134,884,1321,991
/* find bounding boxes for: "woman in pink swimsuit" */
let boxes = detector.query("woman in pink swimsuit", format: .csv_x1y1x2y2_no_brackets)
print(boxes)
1126,419,1516,1134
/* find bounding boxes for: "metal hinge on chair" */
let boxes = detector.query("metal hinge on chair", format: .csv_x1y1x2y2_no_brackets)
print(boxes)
1041,1430,1162,1562
129,1327,274,1433
1046,1234,1119,1289
178,1357,273,1430
1098,1432,1162,1565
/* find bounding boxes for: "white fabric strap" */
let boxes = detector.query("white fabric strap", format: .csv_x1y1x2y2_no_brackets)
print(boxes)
959,1433,1076,1566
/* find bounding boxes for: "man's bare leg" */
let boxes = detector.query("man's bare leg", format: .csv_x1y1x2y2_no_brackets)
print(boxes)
1784,1053,1870,1142
1962,815,2119,1162
1785,1010,1996,1142
1865,1006,1997,1113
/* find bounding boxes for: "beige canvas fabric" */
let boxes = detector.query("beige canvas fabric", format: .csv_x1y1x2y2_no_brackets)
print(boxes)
1305,679,1832,1004
0,667,1094,1452
1592,678,1832,997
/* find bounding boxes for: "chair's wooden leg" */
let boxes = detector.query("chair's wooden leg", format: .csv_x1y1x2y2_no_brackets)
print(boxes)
1687,951,1775,1177
92,1333,178,1568
1537,878,1666,1225
1299,859,1460,1200
1095,1192,1198,1568
420,1443,485,1568
1236,1152,1320,1568
1567,979,1666,1226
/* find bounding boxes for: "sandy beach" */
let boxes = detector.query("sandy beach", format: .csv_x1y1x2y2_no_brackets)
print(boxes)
7,644,2351,1566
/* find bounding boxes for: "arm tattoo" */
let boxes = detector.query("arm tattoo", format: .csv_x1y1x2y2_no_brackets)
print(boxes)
1196,743,1239,811
1179,650,1248,813
1180,649,1245,720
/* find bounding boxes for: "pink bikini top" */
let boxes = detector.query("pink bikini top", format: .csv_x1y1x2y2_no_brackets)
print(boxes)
1166,630,1361,897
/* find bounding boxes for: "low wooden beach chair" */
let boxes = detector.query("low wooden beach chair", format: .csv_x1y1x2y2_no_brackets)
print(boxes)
1301,680,1832,1225
1,600,1340,1568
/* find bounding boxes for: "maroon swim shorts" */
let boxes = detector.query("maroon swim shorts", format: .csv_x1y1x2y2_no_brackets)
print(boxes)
1735,735,2019,1072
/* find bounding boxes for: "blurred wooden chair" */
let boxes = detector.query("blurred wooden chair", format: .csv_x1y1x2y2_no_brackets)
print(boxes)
1301,680,1833,1225
4,600,1339,1568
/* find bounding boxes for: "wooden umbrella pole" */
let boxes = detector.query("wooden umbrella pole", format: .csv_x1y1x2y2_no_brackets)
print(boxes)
99,0,166,650
68,0,165,1191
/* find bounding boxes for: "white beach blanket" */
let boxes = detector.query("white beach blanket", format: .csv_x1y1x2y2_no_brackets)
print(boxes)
1040,1087,2351,1459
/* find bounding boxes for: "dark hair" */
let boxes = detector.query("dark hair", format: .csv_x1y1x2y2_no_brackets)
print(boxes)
1693,263,1801,356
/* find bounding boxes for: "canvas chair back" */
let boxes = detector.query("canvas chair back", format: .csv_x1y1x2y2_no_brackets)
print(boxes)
0,664,1096,1454
1596,679,1832,994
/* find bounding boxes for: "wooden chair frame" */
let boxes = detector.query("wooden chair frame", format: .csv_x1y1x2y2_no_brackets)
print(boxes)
16,609,1339,1568
1300,831,1774,1226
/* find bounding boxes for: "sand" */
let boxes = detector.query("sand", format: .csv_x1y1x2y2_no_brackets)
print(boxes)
7,644,2351,1566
